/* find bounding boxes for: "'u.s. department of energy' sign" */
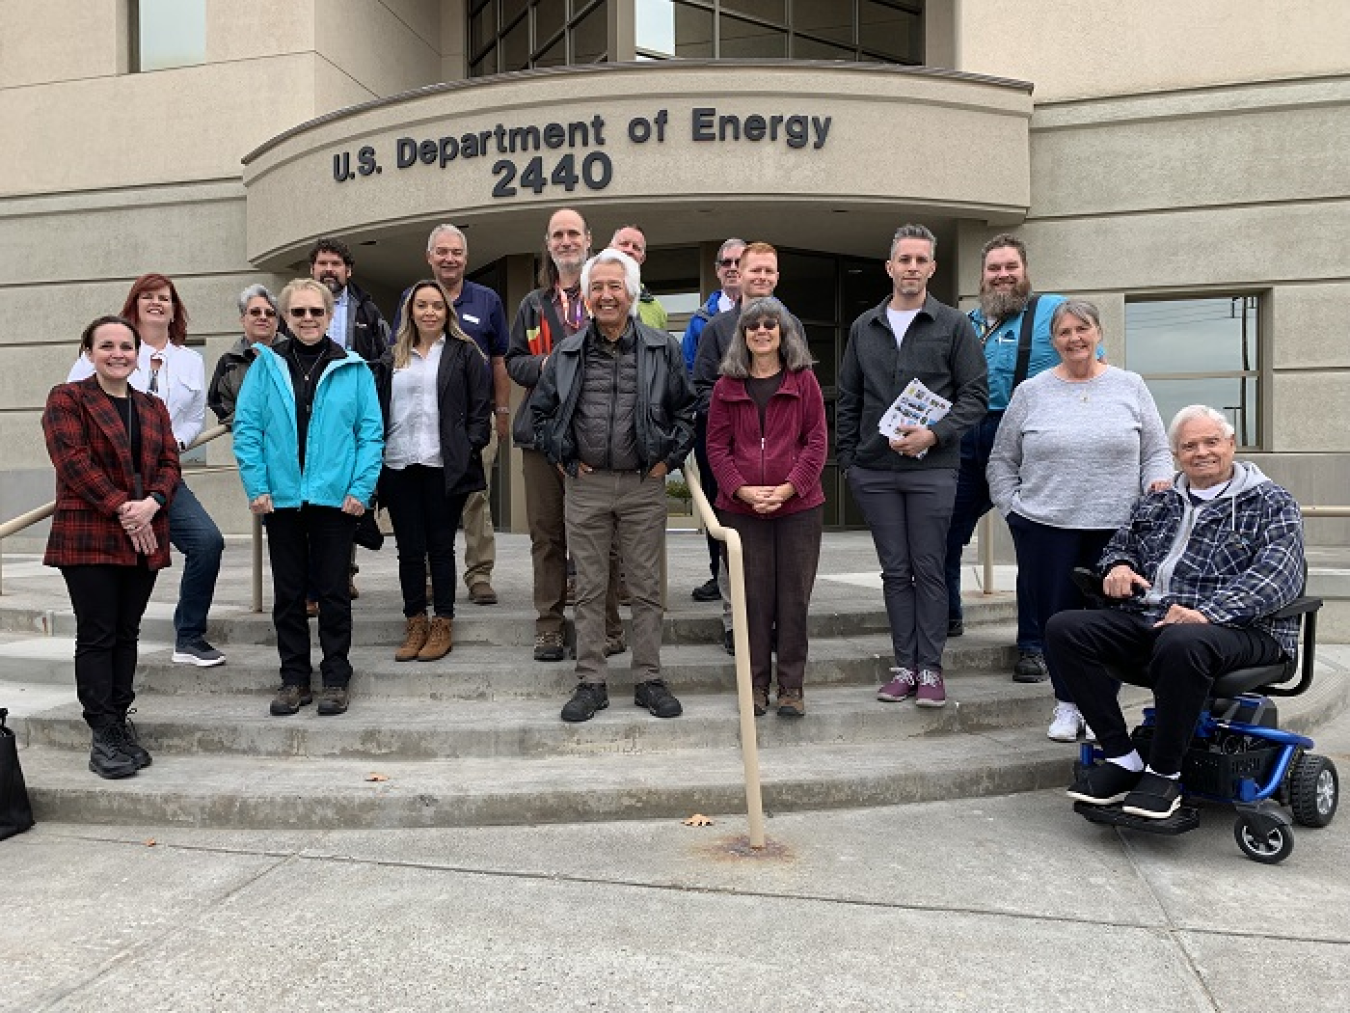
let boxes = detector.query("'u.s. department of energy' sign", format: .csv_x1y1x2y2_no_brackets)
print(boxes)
331,107,832,199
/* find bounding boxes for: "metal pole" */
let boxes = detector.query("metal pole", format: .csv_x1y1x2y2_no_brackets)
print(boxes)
251,513,264,613
979,511,995,595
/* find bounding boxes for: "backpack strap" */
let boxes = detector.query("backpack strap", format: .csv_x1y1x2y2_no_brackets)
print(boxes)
1011,294,1041,391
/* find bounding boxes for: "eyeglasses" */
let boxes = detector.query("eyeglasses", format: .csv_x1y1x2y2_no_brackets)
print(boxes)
288,307,327,318
716,258,740,268
246,307,278,318
149,352,164,394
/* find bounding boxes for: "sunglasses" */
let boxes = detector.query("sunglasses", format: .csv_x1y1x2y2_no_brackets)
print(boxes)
246,307,278,318
716,258,740,268
744,319,779,332
289,307,327,318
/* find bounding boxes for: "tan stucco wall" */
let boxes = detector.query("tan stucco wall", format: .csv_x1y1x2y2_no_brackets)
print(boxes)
958,0,1350,101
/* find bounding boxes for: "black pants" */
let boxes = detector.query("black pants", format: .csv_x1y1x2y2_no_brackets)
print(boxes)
1005,513,1115,701
61,564,158,729
266,504,358,688
381,464,468,619
724,506,823,691
1045,609,1284,775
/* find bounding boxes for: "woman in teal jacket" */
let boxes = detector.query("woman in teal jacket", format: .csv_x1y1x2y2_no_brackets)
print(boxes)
233,278,384,719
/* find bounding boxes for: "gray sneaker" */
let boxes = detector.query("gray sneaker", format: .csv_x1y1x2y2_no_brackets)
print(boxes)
173,639,226,667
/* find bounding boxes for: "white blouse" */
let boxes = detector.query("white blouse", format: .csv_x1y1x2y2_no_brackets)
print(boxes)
384,339,444,469
68,340,206,448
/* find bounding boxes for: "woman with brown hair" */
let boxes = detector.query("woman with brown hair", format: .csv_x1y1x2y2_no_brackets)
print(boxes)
376,280,492,662
45,316,180,778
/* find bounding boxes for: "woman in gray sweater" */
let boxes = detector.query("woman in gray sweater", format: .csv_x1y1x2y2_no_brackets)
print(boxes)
988,300,1172,742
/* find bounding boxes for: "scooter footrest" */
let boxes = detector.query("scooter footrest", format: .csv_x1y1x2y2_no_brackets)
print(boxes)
1074,801,1201,836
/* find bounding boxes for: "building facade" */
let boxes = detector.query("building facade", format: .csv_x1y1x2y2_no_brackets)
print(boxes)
3,0,1347,544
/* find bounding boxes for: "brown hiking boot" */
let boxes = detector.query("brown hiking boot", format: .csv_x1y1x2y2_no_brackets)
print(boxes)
777,687,805,718
752,687,769,717
395,614,430,662
418,616,454,661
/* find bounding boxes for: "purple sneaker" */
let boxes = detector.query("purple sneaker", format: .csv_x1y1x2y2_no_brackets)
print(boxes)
915,668,947,708
877,667,917,702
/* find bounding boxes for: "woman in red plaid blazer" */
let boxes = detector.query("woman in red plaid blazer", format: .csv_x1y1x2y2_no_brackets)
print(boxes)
44,316,180,779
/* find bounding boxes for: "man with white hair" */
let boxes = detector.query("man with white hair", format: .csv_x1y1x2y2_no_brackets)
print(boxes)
530,248,696,723
1047,405,1305,820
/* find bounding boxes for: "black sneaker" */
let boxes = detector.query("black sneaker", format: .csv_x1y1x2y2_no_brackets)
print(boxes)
1013,650,1049,683
692,578,721,602
635,679,683,718
316,685,349,716
88,725,139,780
562,682,608,722
1066,762,1143,806
172,639,226,667
723,630,735,656
270,684,313,716
1122,772,1183,819
119,709,152,769
947,619,965,638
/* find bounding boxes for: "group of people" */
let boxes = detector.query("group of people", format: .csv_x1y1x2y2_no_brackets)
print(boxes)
43,213,1308,814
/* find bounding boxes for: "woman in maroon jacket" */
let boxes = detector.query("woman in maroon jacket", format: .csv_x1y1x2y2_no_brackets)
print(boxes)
706,296,827,717
43,316,180,779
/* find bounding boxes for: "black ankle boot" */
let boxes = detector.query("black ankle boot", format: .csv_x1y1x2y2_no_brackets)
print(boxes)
89,724,139,780
119,709,152,769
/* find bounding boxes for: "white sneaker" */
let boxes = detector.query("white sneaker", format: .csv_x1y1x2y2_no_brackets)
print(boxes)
1048,702,1084,742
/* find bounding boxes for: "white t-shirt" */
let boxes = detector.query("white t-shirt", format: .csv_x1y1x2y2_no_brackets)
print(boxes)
885,308,920,350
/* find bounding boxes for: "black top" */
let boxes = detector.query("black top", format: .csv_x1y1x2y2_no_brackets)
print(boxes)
102,390,142,481
281,337,340,470
744,370,783,429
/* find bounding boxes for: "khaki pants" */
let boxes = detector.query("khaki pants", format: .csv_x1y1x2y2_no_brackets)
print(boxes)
566,468,666,685
461,426,498,589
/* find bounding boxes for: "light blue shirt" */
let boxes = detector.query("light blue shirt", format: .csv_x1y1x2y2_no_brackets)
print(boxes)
327,288,350,348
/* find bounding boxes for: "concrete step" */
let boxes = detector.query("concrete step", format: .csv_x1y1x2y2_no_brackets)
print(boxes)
14,731,1088,829
0,628,1023,695
13,675,1104,761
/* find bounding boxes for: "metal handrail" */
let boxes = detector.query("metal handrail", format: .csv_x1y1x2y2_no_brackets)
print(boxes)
682,458,766,850
0,424,244,597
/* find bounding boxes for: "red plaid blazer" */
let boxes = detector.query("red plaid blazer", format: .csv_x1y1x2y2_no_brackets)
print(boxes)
43,377,181,570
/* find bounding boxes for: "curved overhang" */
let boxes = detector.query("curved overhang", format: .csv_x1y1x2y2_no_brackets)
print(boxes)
243,61,1033,271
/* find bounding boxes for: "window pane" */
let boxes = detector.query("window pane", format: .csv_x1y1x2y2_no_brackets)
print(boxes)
136,0,206,72
534,0,566,43
637,0,676,54
1126,297,1259,375
778,250,838,323
1143,378,1259,447
572,1,609,63
672,2,715,57
470,2,496,55
723,1,786,25
719,14,787,57
502,0,530,27
860,0,921,63
793,35,857,61
794,0,855,46
805,324,838,389
470,47,498,77
502,15,531,71
535,33,567,68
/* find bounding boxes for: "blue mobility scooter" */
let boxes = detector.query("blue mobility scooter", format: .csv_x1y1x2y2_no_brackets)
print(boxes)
1069,569,1339,864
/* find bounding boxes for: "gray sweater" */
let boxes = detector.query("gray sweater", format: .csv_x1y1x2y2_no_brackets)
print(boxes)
987,366,1173,530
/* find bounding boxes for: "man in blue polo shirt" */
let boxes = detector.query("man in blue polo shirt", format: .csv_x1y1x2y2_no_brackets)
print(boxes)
395,224,511,605
944,234,1067,682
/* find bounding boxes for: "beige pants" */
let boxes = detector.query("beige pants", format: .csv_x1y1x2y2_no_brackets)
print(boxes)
461,426,498,589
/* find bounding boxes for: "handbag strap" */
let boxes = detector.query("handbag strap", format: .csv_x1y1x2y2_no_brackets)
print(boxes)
1011,294,1041,391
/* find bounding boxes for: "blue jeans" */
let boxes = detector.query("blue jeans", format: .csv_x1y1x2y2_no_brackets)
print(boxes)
944,411,1042,652
168,480,224,647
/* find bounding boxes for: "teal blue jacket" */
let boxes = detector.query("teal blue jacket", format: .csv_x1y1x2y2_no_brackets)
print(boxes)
233,341,383,509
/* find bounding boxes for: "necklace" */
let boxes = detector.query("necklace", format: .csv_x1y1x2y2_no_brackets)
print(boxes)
287,343,326,418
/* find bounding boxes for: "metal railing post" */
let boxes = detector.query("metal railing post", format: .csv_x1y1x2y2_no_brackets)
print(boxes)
683,459,766,849
252,513,264,613
978,512,995,595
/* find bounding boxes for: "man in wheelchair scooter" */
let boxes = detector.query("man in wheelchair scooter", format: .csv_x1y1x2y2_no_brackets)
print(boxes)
1045,404,1303,820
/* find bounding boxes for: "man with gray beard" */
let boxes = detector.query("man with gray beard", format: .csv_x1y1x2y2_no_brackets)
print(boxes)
943,234,1068,682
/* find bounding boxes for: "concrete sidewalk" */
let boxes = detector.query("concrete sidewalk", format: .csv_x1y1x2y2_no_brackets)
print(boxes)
4,709,1346,1012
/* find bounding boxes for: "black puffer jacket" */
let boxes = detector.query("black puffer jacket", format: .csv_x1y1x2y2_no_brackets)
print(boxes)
529,319,696,477
571,330,641,471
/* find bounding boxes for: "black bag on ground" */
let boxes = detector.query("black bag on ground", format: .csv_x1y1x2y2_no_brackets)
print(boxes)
0,708,36,840
354,508,384,551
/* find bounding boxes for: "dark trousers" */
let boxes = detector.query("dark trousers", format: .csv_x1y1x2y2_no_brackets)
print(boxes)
266,504,358,687
724,506,823,691
61,564,158,729
1045,609,1283,775
381,464,468,619
167,479,224,648
945,411,1040,651
848,466,957,671
1005,513,1115,701
693,415,721,580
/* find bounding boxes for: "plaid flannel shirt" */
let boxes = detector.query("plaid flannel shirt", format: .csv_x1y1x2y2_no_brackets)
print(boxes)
1097,474,1304,659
